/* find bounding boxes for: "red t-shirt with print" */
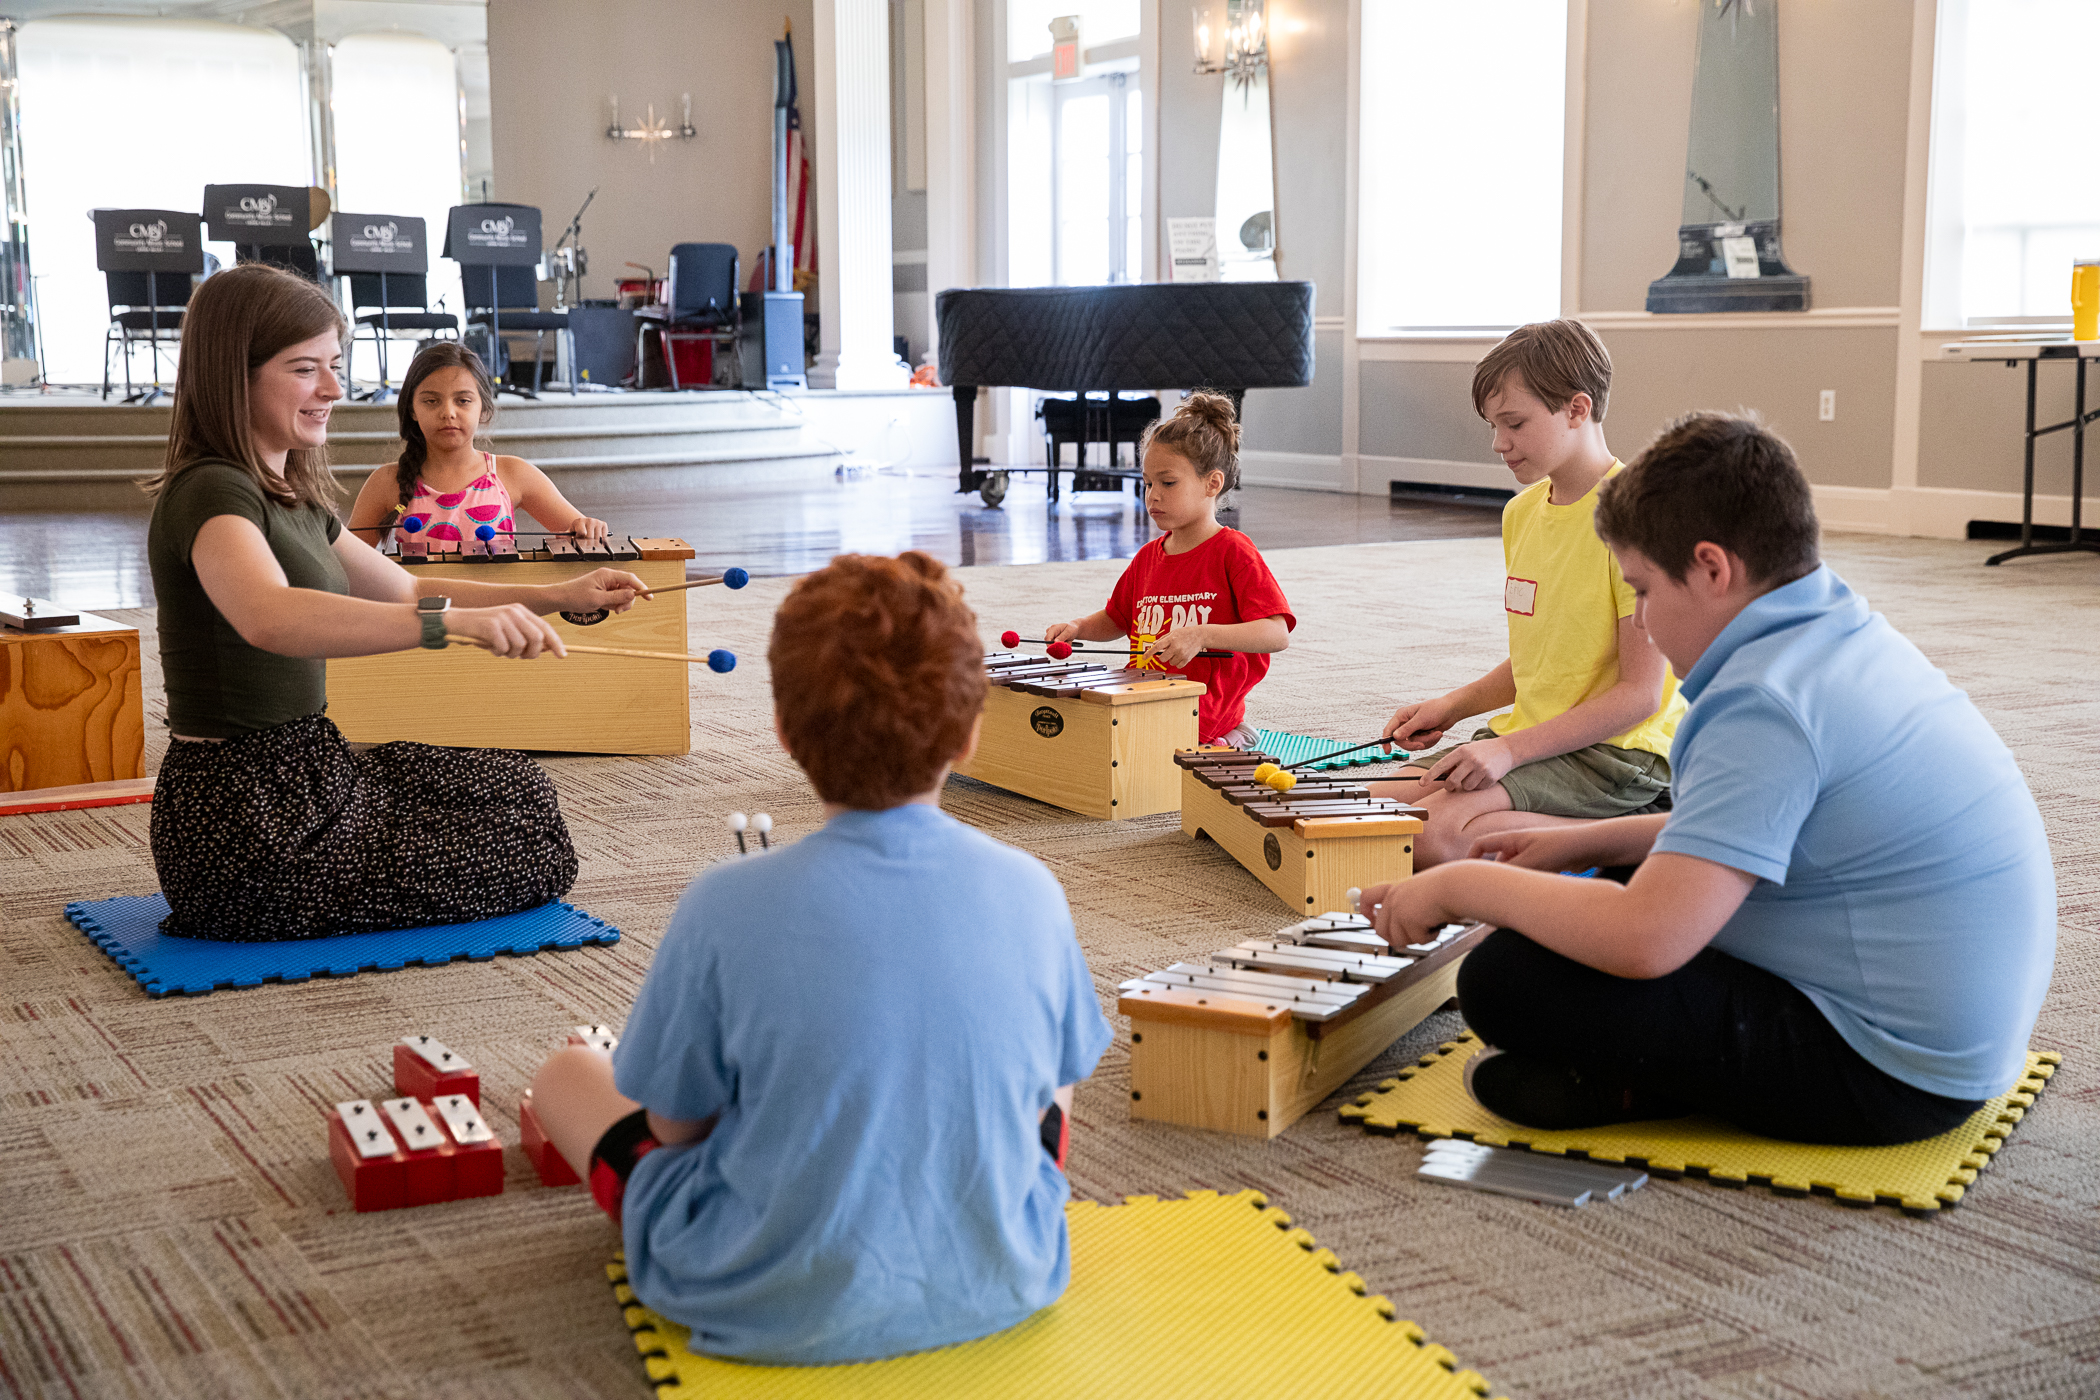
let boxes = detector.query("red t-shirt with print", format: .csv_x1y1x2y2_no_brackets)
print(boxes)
1105,527,1295,743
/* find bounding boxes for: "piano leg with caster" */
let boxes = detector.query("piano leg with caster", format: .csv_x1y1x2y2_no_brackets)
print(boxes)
953,385,980,495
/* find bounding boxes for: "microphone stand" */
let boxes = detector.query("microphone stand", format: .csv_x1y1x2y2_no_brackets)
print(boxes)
552,186,597,310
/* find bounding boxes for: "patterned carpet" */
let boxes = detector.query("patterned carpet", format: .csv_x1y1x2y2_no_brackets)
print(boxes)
1,535,2094,1400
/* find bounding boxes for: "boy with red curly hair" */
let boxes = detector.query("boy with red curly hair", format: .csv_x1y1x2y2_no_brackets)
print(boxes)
530,552,1110,1364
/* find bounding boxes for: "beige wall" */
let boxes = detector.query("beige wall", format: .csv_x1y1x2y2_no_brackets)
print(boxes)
1598,327,1900,491
487,0,815,303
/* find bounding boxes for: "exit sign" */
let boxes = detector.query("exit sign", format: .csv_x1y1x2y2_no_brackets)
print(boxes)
1050,15,1081,81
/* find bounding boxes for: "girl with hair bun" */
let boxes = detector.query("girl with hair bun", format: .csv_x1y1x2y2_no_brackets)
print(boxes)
1045,391,1293,746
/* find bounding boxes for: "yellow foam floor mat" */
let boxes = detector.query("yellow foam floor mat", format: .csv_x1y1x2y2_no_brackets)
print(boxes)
605,1189,1502,1399
1341,1034,2061,1215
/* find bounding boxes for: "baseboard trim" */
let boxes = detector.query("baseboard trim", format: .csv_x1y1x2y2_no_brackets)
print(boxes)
1239,450,1350,492
1359,455,1513,495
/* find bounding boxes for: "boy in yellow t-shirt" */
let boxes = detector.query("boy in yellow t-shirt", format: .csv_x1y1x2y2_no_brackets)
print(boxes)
1370,320,1686,867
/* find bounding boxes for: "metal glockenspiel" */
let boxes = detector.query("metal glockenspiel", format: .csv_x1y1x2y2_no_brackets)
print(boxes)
326,532,708,755
1119,907,1490,1138
1176,748,1427,914
952,652,1208,819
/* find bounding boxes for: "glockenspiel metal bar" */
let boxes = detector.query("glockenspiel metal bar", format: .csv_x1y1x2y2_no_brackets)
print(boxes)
1426,1139,1650,1195
1154,961,1368,1000
431,1093,496,1145
379,1097,445,1152
1128,965,1364,1013
1233,938,1414,977
1216,944,1411,982
336,1100,398,1159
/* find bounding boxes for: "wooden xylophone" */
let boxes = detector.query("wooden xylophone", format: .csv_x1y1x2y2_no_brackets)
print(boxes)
1120,910,1489,1137
327,535,700,755
1179,749,1426,913
952,652,1206,819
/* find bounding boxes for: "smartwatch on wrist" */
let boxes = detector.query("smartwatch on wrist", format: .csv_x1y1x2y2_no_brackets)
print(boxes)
417,595,451,650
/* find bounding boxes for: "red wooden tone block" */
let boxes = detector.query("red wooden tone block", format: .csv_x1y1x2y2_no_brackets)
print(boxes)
519,1094,581,1187
328,1113,406,1213
450,1137,506,1199
394,1039,480,1106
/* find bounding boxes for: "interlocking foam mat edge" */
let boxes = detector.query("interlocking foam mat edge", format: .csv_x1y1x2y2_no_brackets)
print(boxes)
64,894,620,997
1341,1034,2061,1215
605,1189,1505,1399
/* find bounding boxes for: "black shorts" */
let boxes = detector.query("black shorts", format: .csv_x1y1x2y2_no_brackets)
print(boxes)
588,1103,1072,1224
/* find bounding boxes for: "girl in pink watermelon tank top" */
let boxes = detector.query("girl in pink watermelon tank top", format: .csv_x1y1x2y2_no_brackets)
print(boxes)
347,343,610,548
404,452,514,543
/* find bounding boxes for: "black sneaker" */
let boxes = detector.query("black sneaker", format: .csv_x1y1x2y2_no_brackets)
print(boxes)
1463,1047,1691,1130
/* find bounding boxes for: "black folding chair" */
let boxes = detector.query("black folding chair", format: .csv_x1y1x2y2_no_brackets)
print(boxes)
458,263,571,398
346,273,458,400
101,270,193,404
656,242,739,390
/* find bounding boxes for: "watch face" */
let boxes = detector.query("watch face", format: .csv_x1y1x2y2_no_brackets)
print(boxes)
419,597,449,613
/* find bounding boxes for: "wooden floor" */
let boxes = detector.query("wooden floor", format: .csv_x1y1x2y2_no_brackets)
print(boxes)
0,469,1501,611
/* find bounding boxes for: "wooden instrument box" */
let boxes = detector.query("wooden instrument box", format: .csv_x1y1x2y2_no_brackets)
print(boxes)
327,537,696,755
1121,914,1486,1138
1179,750,1425,913
954,653,1205,819
1,604,144,794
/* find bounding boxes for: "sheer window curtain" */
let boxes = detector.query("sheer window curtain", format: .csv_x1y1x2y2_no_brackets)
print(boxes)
1925,0,2100,328
18,18,307,386
330,32,467,385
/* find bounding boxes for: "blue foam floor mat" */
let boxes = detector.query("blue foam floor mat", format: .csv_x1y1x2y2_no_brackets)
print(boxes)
64,895,620,997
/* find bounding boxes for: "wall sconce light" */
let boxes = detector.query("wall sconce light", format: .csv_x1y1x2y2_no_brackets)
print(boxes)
1192,0,1267,79
607,95,697,162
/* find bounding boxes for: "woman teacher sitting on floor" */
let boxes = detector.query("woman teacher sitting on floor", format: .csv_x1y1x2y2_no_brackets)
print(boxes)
142,263,646,942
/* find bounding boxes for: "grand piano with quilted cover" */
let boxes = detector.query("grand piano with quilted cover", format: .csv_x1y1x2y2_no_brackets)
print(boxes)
936,282,1316,504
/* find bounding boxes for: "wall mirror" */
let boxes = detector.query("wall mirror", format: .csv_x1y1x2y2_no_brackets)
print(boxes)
1647,0,1807,312
1208,0,1276,281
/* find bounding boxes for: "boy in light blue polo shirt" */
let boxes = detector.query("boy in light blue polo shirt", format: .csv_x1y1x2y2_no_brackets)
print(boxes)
527,552,1112,1363
1356,412,2054,1145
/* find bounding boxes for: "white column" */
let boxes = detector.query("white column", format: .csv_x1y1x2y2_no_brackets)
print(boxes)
922,0,975,362
810,0,910,389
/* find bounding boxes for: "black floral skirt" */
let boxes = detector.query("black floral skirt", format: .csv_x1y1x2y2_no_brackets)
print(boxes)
150,713,579,942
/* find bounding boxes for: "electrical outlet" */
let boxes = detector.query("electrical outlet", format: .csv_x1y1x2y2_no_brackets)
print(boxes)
1818,390,1836,422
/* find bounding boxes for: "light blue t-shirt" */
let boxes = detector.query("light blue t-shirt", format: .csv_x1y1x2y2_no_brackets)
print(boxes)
1651,566,2054,1100
612,803,1112,1365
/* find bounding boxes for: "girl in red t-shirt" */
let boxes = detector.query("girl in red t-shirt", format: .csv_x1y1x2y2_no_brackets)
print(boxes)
1045,392,1294,745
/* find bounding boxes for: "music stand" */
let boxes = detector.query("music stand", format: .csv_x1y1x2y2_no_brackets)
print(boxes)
203,183,315,276
332,213,431,402
445,204,557,398
93,209,203,405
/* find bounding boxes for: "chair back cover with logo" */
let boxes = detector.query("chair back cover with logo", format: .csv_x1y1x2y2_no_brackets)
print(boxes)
332,213,428,276
202,184,307,243
92,210,205,274
444,204,542,267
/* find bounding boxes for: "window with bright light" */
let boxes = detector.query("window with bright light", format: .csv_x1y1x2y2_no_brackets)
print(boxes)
1356,0,1566,334
18,17,307,386
331,32,466,379
1926,0,2100,327
1005,1,1144,290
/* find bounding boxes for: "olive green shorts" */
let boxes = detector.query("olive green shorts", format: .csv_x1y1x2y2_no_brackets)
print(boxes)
1403,726,1672,819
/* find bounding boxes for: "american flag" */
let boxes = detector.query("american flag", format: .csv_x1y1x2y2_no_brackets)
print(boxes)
784,26,814,284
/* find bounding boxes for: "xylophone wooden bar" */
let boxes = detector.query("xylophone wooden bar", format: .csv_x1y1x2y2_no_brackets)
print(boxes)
327,535,700,755
954,652,1207,819
1177,749,1427,913
1120,913,1488,1137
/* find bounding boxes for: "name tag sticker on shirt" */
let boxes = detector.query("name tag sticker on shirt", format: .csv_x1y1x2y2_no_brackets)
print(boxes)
1504,577,1538,616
